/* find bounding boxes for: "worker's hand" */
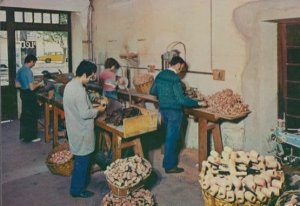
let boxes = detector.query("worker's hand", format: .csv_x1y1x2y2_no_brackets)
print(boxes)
99,96,109,105
96,104,106,112
15,80,21,89
38,81,45,87
198,100,208,107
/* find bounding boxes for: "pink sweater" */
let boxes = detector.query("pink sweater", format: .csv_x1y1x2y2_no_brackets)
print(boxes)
99,69,116,92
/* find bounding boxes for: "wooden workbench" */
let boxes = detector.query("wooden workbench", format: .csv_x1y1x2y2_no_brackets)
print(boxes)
51,98,64,148
95,106,158,161
37,92,64,148
38,92,158,161
37,92,53,143
117,89,250,170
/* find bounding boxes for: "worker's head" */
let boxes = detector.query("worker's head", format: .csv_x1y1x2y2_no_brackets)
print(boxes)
24,54,37,68
104,58,120,72
76,60,97,84
169,56,186,74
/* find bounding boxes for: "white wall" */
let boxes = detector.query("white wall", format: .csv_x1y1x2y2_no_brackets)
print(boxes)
91,0,300,154
234,0,300,153
91,0,252,150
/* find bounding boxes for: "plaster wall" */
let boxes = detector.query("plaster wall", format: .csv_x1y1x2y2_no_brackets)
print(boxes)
234,0,300,153
91,0,255,150
92,0,300,153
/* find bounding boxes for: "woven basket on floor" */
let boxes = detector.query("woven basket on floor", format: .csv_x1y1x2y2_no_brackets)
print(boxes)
45,142,74,176
106,170,151,197
201,173,285,206
134,80,153,94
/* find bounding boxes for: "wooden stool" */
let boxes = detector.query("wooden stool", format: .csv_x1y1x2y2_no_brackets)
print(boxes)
112,133,144,160
199,118,223,170
98,131,144,161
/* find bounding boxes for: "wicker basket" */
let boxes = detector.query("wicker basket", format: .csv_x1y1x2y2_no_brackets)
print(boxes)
202,191,271,206
106,169,151,197
201,173,285,206
134,80,153,94
45,143,74,176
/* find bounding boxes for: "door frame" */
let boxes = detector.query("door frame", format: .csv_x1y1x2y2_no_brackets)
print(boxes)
1,7,72,121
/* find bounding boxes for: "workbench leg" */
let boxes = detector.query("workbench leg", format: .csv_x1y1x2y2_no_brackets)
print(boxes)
44,103,51,143
112,134,122,161
53,106,59,148
98,131,112,153
199,118,208,171
212,124,223,153
133,138,144,158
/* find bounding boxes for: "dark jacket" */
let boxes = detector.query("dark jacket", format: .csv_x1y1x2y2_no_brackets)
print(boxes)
150,69,198,111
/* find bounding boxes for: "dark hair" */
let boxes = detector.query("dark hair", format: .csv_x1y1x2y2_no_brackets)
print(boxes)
104,58,120,69
24,54,37,63
170,56,185,66
76,60,97,77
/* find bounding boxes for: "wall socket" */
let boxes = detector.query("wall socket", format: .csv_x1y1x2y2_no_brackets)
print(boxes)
212,69,225,81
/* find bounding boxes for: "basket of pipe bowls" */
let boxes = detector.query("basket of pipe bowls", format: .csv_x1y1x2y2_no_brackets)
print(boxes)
45,142,74,176
101,188,155,206
104,155,152,197
199,147,285,206
133,73,154,94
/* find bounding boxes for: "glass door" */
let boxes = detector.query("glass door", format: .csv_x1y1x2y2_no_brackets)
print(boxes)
0,7,71,121
15,30,69,76
1,30,18,121
0,31,9,86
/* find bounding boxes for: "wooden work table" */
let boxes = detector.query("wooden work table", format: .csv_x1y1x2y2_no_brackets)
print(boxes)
117,89,250,170
37,92,53,143
95,114,156,161
37,92,64,148
38,89,249,168
37,92,157,161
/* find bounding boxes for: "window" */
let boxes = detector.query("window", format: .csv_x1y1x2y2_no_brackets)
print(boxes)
0,10,6,22
1,7,72,120
15,31,69,76
13,10,69,24
14,11,23,22
24,12,33,23
278,21,300,129
0,31,8,86
34,12,42,23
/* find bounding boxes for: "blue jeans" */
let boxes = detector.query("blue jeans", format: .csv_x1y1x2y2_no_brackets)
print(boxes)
70,154,92,195
160,109,183,170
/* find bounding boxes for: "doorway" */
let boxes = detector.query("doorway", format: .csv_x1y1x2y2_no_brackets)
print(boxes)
0,7,71,121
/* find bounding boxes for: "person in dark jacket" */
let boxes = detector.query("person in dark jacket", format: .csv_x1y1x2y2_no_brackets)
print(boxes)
150,56,206,173
15,54,43,143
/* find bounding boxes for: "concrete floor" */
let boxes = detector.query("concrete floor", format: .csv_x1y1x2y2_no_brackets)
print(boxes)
1,120,204,206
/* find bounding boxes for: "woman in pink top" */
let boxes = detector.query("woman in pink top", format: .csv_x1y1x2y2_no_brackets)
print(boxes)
99,58,121,99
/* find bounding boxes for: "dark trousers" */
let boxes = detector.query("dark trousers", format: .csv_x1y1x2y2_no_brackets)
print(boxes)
70,154,92,195
19,89,38,142
160,109,183,170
